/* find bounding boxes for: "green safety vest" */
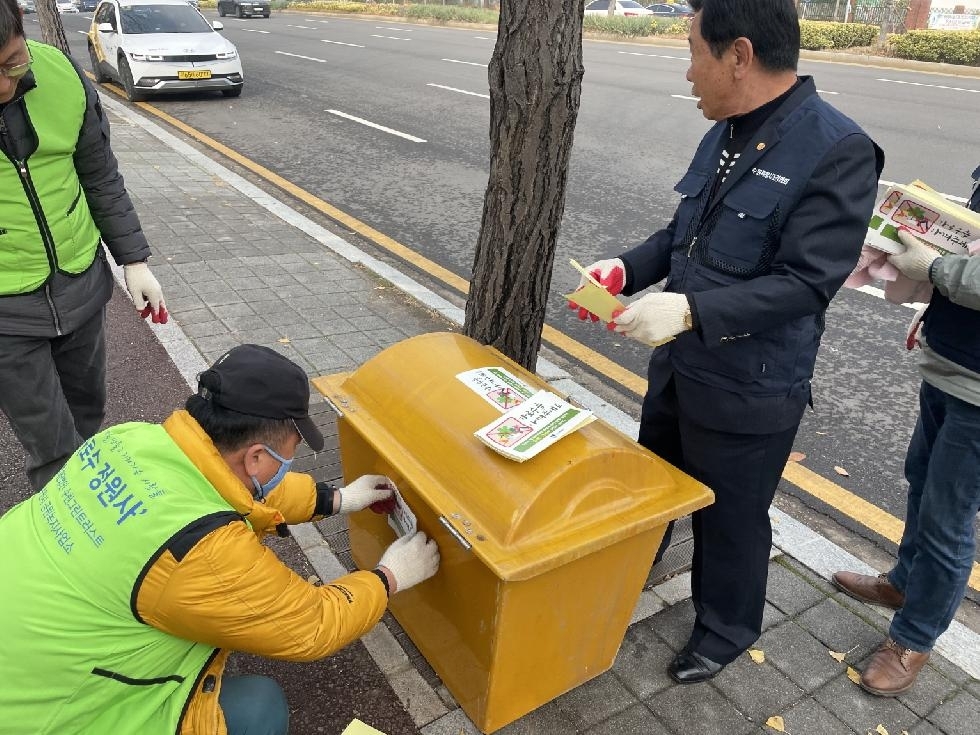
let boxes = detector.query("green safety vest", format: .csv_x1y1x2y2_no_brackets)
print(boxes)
0,423,240,734
0,40,102,295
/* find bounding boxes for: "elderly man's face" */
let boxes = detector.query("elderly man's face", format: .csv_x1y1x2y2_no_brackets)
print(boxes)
0,35,30,105
685,12,737,121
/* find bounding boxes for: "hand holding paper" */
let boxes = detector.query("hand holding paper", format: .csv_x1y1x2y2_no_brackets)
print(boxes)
888,229,940,283
564,259,627,323
612,292,691,347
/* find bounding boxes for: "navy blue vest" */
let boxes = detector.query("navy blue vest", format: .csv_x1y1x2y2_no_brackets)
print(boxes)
921,164,980,374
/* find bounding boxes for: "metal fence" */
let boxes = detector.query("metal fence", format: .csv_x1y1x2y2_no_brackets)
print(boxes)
797,0,909,33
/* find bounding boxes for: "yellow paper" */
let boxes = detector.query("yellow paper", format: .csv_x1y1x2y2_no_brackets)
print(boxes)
563,259,627,323
340,720,387,735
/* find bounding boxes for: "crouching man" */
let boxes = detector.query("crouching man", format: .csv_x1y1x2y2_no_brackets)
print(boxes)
0,344,439,735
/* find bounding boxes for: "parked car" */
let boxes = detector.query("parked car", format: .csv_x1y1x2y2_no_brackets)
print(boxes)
88,0,244,102
56,1,80,12
584,0,655,16
216,0,270,18
17,0,36,14
646,3,693,17
78,0,98,10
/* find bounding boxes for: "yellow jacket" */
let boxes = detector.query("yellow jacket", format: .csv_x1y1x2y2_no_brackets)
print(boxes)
141,411,388,735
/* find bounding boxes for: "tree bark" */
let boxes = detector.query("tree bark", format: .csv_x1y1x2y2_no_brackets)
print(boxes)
36,0,71,56
463,0,585,370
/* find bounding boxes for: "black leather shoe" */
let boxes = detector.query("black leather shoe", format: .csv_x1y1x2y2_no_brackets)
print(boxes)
669,649,725,684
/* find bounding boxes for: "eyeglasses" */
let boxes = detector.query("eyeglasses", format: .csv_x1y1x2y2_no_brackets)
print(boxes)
0,60,31,80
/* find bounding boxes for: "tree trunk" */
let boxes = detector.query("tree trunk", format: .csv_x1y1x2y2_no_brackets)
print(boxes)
36,0,71,56
462,0,585,370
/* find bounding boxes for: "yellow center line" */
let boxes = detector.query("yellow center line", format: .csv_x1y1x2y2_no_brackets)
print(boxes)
111,92,977,593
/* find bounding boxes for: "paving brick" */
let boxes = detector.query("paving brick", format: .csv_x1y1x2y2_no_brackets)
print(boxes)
766,559,828,616
493,701,580,734
583,703,672,735
797,598,886,663
894,659,960,719
813,674,923,734
612,621,676,699
711,651,804,722
646,681,755,735
926,689,980,735
769,697,858,734
553,671,636,730
757,621,844,691
648,598,696,652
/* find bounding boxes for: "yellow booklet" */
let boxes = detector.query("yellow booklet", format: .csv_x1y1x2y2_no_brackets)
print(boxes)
340,720,386,735
562,259,626,323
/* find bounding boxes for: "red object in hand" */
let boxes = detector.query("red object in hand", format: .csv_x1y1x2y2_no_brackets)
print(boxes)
139,305,170,324
370,497,398,514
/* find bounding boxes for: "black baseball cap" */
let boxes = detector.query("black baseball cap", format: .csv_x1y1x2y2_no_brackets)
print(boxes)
197,344,324,452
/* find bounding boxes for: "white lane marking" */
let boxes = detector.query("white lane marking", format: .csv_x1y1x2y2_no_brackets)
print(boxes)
618,50,688,61
303,18,327,22
816,89,840,95
275,50,326,63
322,39,365,48
878,179,967,203
855,284,927,311
671,94,698,100
370,34,411,41
473,35,492,39
376,26,413,31
427,83,489,99
286,24,315,30
442,58,487,67
241,28,271,34
878,77,980,94
325,110,427,143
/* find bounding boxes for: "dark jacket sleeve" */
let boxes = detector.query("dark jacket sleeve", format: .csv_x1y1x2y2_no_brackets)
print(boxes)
689,134,881,345
68,56,150,265
620,211,679,296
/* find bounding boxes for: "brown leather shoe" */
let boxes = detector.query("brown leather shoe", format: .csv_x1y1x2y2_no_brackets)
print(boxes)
832,571,905,610
860,638,930,697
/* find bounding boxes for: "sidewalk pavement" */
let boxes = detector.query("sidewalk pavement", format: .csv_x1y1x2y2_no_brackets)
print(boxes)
2,94,978,735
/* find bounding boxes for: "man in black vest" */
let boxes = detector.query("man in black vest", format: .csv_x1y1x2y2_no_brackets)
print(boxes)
573,0,882,682
833,172,980,697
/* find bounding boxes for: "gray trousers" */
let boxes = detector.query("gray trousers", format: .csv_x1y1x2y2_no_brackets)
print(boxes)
0,307,107,491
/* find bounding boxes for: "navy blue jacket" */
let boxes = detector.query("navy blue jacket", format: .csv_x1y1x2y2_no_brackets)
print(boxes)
921,163,980,373
621,77,883,433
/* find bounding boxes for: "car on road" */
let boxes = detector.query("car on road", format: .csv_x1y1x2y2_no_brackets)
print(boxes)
216,0,270,18
646,3,693,17
88,0,244,102
17,0,36,13
78,0,98,10
584,0,655,16
57,1,80,12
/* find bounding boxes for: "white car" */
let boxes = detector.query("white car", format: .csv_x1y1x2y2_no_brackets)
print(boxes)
87,0,243,102
584,0,655,16
56,1,79,12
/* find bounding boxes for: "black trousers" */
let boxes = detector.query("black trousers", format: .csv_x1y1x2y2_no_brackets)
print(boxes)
639,376,798,665
0,307,107,491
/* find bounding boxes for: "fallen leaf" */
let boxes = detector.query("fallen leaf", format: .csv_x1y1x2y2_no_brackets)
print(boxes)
306,574,321,585
788,451,807,462
278,337,291,344
834,466,850,477
847,666,862,684
829,650,847,663
876,726,890,735
765,715,785,732
748,648,766,664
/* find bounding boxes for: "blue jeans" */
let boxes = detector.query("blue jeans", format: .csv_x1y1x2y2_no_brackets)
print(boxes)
219,675,290,735
887,381,980,653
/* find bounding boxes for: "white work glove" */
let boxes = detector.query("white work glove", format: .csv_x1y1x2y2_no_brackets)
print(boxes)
613,291,691,346
337,474,394,514
887,229,939,283
568,258,626,322
123,261,169,324
376,531,440,594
